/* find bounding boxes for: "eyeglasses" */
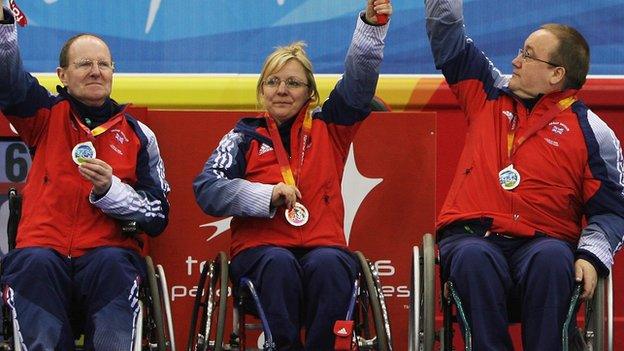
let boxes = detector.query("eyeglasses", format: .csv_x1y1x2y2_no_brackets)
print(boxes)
72,59,115,71
517,48,560,67
263,76,309,90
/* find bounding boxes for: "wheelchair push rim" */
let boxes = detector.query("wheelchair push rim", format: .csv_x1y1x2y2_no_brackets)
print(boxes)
186,252,228,351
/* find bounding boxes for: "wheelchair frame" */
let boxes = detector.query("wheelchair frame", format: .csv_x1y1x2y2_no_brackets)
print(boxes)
0,188,176,351
409,233,613,351
186,251,393,351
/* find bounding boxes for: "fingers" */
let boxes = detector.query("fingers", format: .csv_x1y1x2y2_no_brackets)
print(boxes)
78,158,113,195
574,263,583,284
366,0,392,24
575,259,597,300
373,0,392,16
270,183,302,209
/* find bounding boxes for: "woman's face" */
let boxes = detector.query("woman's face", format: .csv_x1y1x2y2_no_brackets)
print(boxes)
261,59,311,124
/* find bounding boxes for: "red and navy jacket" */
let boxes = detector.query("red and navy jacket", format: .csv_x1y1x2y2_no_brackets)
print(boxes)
427,0,624,274
0,18,170,257
193,15,388,257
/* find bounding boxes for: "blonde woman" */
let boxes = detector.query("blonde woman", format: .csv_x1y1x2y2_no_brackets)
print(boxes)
194,0,391,348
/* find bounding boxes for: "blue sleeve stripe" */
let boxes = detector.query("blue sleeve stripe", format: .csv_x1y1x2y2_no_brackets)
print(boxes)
427,19,466,69
1,24,55,114
2,74,56,117
575,104,624,270
441,40,507,100
193,130,273,218
576,104,624,205
212,131,243,177
317,13,386,126
131,118,170,195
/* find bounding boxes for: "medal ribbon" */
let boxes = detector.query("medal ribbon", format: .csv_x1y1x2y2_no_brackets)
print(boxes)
73,113,123,138
265,108,313,187
8,0,27,27
507,96,576,157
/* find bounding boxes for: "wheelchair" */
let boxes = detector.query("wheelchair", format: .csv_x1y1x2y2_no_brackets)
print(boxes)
0,188,177,351
408,233,614,351
186,251,393,351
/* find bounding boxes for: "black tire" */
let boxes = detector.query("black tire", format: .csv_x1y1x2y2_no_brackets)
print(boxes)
422,234,435,351
145,256,166,351
186,252,228,351
355,251,390,351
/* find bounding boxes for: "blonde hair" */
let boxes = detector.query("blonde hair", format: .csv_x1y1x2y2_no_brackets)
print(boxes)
256,41,319,107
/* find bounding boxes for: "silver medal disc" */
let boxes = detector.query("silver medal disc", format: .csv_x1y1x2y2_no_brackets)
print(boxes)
72,141,96,165
285,202,309,227
499,164,521,190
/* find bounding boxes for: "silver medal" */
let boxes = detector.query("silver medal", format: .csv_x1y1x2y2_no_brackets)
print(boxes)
72,141,96,165
285,202,309,227
499,164,521,190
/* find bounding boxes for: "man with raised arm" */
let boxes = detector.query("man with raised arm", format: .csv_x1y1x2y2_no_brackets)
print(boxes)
0,2,170,349
426,0,624,349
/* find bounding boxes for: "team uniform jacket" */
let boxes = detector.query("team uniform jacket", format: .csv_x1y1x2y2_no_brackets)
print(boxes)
0,20,170,257
427,0,624,273
194,16,387,258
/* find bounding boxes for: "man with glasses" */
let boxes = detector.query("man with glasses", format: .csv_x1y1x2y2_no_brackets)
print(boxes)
426,0,624,350
0,4,169,350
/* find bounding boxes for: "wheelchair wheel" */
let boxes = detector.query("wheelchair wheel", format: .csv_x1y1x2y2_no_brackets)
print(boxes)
421,234,435,351
145,256,167,351
354,251,392,351
156,264,176,351
186,252,228,351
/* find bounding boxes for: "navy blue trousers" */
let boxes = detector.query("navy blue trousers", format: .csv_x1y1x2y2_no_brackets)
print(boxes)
1,247,145,351
439,233,575,351
229,246,358,351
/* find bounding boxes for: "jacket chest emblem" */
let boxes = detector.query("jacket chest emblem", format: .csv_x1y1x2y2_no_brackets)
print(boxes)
543,121,570,148
549,121,569,135
109,129,129,156
112,129,129,144
258,143,273,156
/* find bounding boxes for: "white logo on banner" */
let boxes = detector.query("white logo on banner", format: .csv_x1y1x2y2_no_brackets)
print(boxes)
199,143,383,244
145,0,161,34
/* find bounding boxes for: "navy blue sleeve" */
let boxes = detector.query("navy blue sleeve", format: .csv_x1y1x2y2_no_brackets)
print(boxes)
90,119,171,237
576,104,624,275
193,130,275,218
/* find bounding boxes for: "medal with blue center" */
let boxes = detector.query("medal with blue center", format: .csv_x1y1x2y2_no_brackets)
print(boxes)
72,141,96,165
499,164,521,190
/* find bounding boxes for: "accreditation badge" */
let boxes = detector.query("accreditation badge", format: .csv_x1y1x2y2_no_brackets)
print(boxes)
72,141,96,165
285,202,309,227
498,164,521,190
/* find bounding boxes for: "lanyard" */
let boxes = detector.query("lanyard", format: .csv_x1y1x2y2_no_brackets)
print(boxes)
507,96,576,157
73,112,123,138
265,110,313,187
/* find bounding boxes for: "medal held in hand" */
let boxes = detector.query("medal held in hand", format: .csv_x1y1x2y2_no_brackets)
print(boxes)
285,202,309,227
499,164,521,190
265,110,313,226
72,141,96,165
